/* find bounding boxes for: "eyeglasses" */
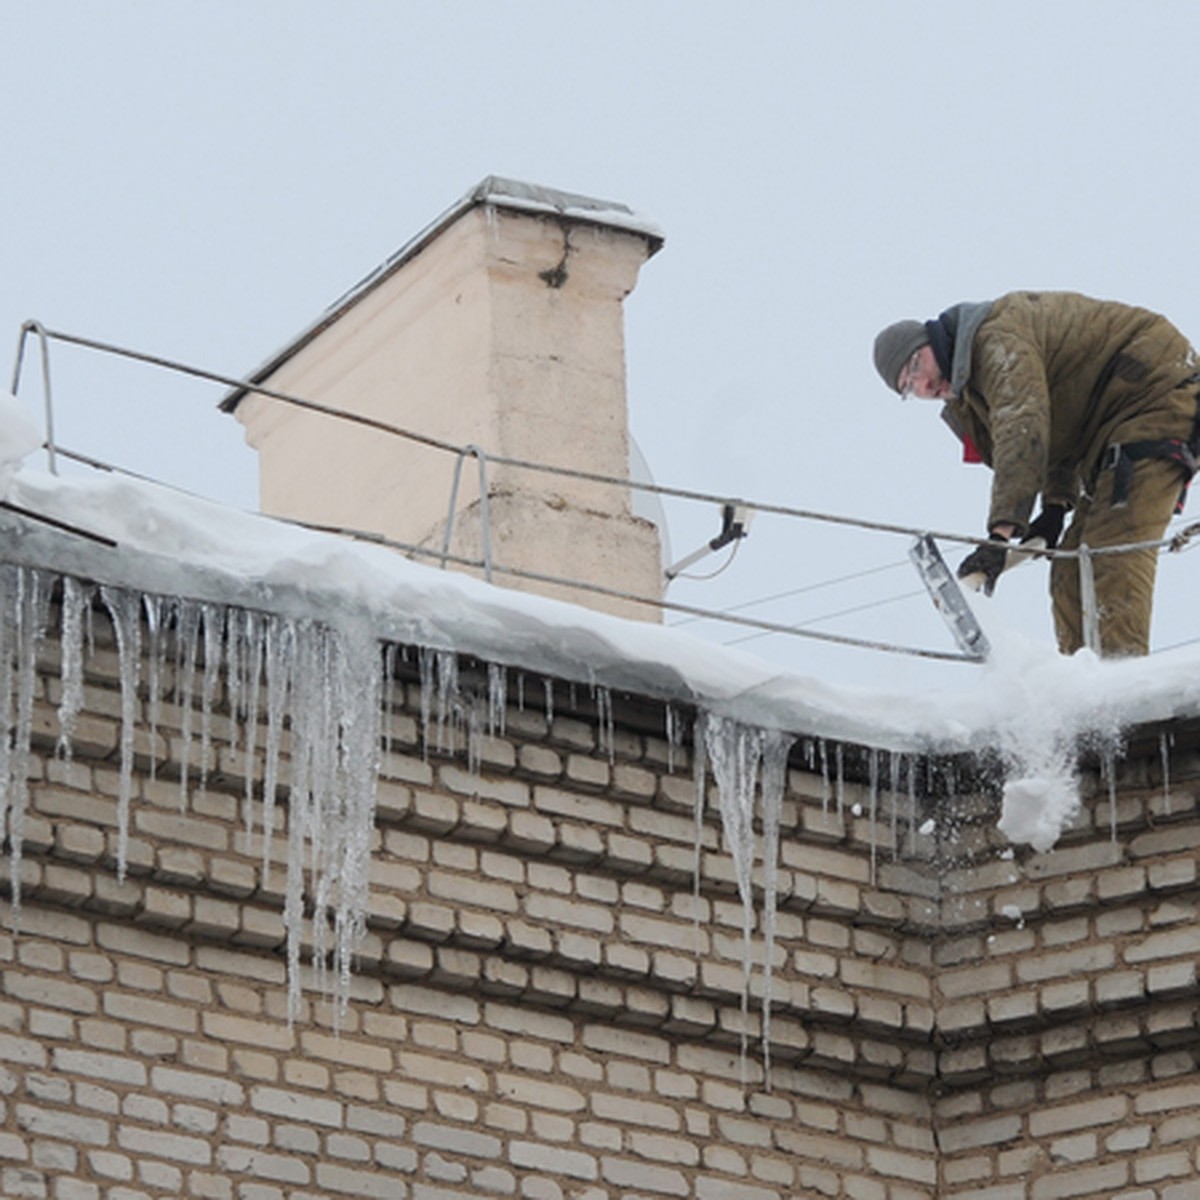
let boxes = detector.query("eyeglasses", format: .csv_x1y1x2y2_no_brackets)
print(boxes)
899,348,924,398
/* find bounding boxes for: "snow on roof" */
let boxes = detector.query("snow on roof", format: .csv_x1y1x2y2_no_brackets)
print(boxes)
5,395,1200,853
7,446,1200,743
220,175,664,413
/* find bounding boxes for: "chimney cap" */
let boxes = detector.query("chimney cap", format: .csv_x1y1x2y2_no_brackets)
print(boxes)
220,176,663,414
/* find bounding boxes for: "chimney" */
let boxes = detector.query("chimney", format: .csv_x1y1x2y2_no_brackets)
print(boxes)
223,177,665,622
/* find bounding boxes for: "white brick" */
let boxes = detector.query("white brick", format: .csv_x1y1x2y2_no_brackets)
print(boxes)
117,1124,211,1165
602,1156,688,1196
0,1036,46,1068
150,1066,245,1107
16,1106,108,1147
250,1086,342,1129
51,1050,147,1087
216,1146,311,1184
412,1120,502,1159
316,1162,406,1197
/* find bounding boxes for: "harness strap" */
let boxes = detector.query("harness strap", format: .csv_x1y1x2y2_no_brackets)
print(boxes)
1099,439,1198,510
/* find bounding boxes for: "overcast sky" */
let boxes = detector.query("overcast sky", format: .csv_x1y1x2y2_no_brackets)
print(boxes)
5,1,1200,692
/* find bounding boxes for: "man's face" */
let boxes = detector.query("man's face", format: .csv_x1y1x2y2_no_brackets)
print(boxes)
898,346,952,400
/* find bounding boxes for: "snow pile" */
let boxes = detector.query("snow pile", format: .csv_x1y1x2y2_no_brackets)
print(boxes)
999,774,1082,854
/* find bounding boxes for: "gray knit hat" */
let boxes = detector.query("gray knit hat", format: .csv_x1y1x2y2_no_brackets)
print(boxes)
873,320,929,392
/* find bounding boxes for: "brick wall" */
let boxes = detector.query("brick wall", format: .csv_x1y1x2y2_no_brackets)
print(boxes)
0,587,1197,1199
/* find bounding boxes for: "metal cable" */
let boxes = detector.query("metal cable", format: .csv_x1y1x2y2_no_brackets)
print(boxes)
289,519,975,662
669,559,910,628
721,588,929,648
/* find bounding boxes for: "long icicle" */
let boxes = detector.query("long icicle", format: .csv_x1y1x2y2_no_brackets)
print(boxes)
99,586,141,885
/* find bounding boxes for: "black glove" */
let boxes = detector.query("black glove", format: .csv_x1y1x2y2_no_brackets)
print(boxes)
1021,503,1068,550
957,533,1009,597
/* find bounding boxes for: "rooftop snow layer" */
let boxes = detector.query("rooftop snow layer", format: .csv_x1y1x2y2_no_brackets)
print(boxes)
6,454,1200,762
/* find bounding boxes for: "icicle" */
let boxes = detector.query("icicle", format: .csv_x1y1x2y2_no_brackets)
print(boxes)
543,678,554,727
434,650,458,756
665,704,686,775
868,750,880,884
1160,731,1172,816
888,751,901,862
262,617,293,878
283,621,332,1019
197,603,225,799
701,713,795,1082
516,672,525,713
239,610,265,850
5,568,50,921
418,646,434,759
691,712,708,950
143,595,165,782
329,627,382,1030
487,663,507,738
834,743,845,817
173,600,201,812
0,568,17,889
1104,748,1118,845
277,619,382,1029
758,729,791,1085
594,685,614,764
224,607,243,760
382,643,399,759
100,587,141,886
56,577,90,761
465,693,484,776
907,756,917,856
819,739,831,814
704,714,762,1078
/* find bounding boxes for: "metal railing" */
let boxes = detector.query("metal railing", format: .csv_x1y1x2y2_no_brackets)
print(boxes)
9,320,1200,664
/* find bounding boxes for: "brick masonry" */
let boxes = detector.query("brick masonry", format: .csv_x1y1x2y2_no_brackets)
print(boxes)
0,596,1198,1198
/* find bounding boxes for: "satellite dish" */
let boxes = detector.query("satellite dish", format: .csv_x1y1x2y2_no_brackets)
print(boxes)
628,436,672,572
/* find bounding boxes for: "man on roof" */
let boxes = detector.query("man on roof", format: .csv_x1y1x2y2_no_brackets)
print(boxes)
874,291,1200,657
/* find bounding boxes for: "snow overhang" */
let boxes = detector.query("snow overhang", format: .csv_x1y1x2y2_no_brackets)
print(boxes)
218,176,665,415
9,458,1200,771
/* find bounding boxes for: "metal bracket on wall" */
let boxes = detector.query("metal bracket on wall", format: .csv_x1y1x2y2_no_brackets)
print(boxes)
440,444,494,583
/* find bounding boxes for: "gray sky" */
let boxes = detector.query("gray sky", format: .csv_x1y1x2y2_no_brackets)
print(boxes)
5,1,1200,691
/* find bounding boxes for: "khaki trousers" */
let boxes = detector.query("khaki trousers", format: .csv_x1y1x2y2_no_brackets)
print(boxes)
1050,457,1186,656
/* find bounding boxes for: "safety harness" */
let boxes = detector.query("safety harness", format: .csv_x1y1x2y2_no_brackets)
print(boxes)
1094,375,1200,513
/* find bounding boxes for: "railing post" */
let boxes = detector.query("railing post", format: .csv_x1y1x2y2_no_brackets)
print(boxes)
9,321,57,475
1079,543,1101,654
439,445,494,583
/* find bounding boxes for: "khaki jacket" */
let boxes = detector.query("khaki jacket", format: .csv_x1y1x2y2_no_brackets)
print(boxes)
944,291,1198,533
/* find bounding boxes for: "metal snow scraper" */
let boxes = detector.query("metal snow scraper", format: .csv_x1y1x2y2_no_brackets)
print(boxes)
909,534,991,661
